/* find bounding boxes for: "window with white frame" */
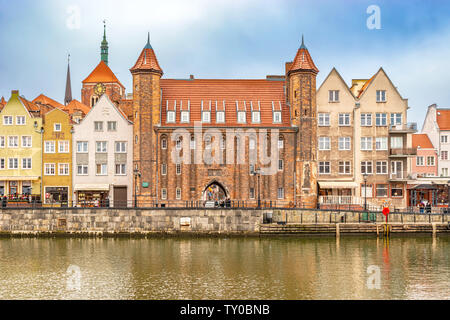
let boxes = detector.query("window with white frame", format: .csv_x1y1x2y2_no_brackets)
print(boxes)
167,111,176,123
329,90,339,102
94,121,103,131
202,110,211,123
22,136,32,148
278,159,284,171
376,113,387,126
390,113,402,125
318,113,330,126
360,137,372,150
441,135,448,144
338,137,351,150
319,161,330,174
115,142,126,153
16,116,26,125
416,156,424,166
107,121,117,131
58,163,69,175
176,163,181,175
376,184,388,197
0,158,5,169
237,111,246,123
361,113,372,126
181,110,190,123
376,137,388,150
96,141,107,153
176,188,181,200
115,163,126,175
161,164,167,175
278,137,284,149
338,113,350,126
190,137,195,149
161,188,167,200
0,136,4,148
273,111,281,123
216,111,225,123
252,111,260,123
319,137,330,150
339,161,351,174
442,168,448,177
96,163,107,175
161,138,167,149
376,161,388,174
249,137,256,150
176,137,182,150
376,90,386,102
442,151,448,160
3,116,12,125
77,165,88,175
427,156,435,166
8,158,18,169
362,184,373,198
54,123,61,131
8,136,18,148
58,141,69,153
44,163,55,175
77,141,88,153
361,161,373,174
277,187,284,199
22,158,32,169
390,136,403,149
44,141,55,153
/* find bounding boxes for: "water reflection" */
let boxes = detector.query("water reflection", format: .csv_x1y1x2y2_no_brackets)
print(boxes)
0,237,448,300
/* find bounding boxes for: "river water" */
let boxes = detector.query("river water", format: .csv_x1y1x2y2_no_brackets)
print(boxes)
0,236,448,300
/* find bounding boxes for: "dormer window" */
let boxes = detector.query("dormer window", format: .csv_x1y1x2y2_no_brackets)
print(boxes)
181,111,189,123
376,90,386,102
202,110,210,123
167,111,175,123
252,111,260,123
273,111,282,123
329,90,339,102
216,111,225,123
238,111,246,123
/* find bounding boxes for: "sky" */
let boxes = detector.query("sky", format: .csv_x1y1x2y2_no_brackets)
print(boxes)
0,0,450,129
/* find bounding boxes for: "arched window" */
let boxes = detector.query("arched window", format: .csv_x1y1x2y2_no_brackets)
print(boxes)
161,137,167,149
278,135,284,149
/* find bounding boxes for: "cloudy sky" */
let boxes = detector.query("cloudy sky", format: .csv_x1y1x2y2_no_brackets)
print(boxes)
0,0,449,128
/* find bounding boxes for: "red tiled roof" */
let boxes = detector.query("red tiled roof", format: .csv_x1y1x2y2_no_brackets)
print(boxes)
412,134,434,149
130,47,163,74
0,97,6,111
64,99,91,115
82,61,124,87
159,79,289,127
288,48,318,74
33,94,65,109
436,109,450,130
19,96,41,113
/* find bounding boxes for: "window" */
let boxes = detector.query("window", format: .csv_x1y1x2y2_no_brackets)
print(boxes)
44,163,55,175
202,111,211,123
115,142,126,153
176,138,182,150
442,151,448,160
181,111,190,123
441,135,448,144
0,136,4,148
376,184,388,197
161,188,167,200
361,184,373,198
390,113,402,125
161,164,167,175
442,168,448,177
115,164,126,175
135,135,138,144
54,123,61,131
237,111,246,123
22,158,32,169
376,161,388,174
167,111,175,123
58,141,69,153
0,158,4,169
376,137,388,150
176,188,181,200
329,90,339,102
77,141,88,153
176,163,181,175
319,161,330,174
277,187,284,199
338,137,351,150
416,156,424,166
339,161,351,174
96,163,107,175
252,111,260,123
278,138,284,149
22,136,32,148
361,161,373,174
94,121,103,131
249,164,255,175
361,113,372,126
390,136,403,149
376,113,387,126
3,116,13,125
16,116,26,125
427,156,435,166
8,158,18,169
161,138,167,149
391,183,403,197
58,163,70,175
220,137,226,150
360,137,372,150
44,141,55,153
96,141,107,153
249,188,255,199
216,111,225,123
8,136,18,148
249,138,256,150
190,137,195,150
318,113,330,126
319,137,330,150
107,121,117,131
77,165,88,175
278,159,284,171
273,111,281,123
338,113,350,126
376,90,386,102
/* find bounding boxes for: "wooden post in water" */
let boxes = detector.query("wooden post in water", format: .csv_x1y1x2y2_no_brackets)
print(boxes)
336,223,340,238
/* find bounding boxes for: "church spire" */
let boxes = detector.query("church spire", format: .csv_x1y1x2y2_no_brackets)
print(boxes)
64,54,72,105
101,20,109,65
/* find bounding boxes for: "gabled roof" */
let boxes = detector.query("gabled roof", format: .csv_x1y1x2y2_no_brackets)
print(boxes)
19,96,41,113
79,94,132,125
33,94,65,109
0,97,6,111
130,35,163,74
82,60,124,87
436,109,450,130
355,75,375,98
356,68,407,103
64,99,91,115
288,38,318,74
317,68,355,98
412,133,434,149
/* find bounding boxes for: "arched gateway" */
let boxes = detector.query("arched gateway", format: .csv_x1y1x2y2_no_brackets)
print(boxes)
202,180,228,202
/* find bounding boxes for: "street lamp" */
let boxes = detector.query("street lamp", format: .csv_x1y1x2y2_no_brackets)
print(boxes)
251,167,261,209
134,169,141,208
363,173,368,211
34,122,44,205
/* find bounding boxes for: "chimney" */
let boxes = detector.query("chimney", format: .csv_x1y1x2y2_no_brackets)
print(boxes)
11,90,19,96
190,74,194,80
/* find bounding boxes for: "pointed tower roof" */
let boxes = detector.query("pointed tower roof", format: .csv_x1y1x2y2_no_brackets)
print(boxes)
65,54,73,105
288,36,319,74
101,20,109,65
130,33,163,75
82,60,124,87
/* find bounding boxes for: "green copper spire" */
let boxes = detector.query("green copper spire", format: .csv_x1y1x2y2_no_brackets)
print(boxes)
101,20,109,65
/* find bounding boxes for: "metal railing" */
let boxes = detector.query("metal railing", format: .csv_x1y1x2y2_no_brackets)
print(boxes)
389,123,417,132
318,195,382,211
389,148,417,156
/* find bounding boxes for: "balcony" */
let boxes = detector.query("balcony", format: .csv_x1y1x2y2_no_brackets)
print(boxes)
389,123,417,133
389,147,417,157
389,171,410,181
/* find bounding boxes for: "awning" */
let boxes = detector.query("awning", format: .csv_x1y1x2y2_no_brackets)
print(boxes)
0,176,40,181
319,181,358,189
74,184,110,191
410,184,438,190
